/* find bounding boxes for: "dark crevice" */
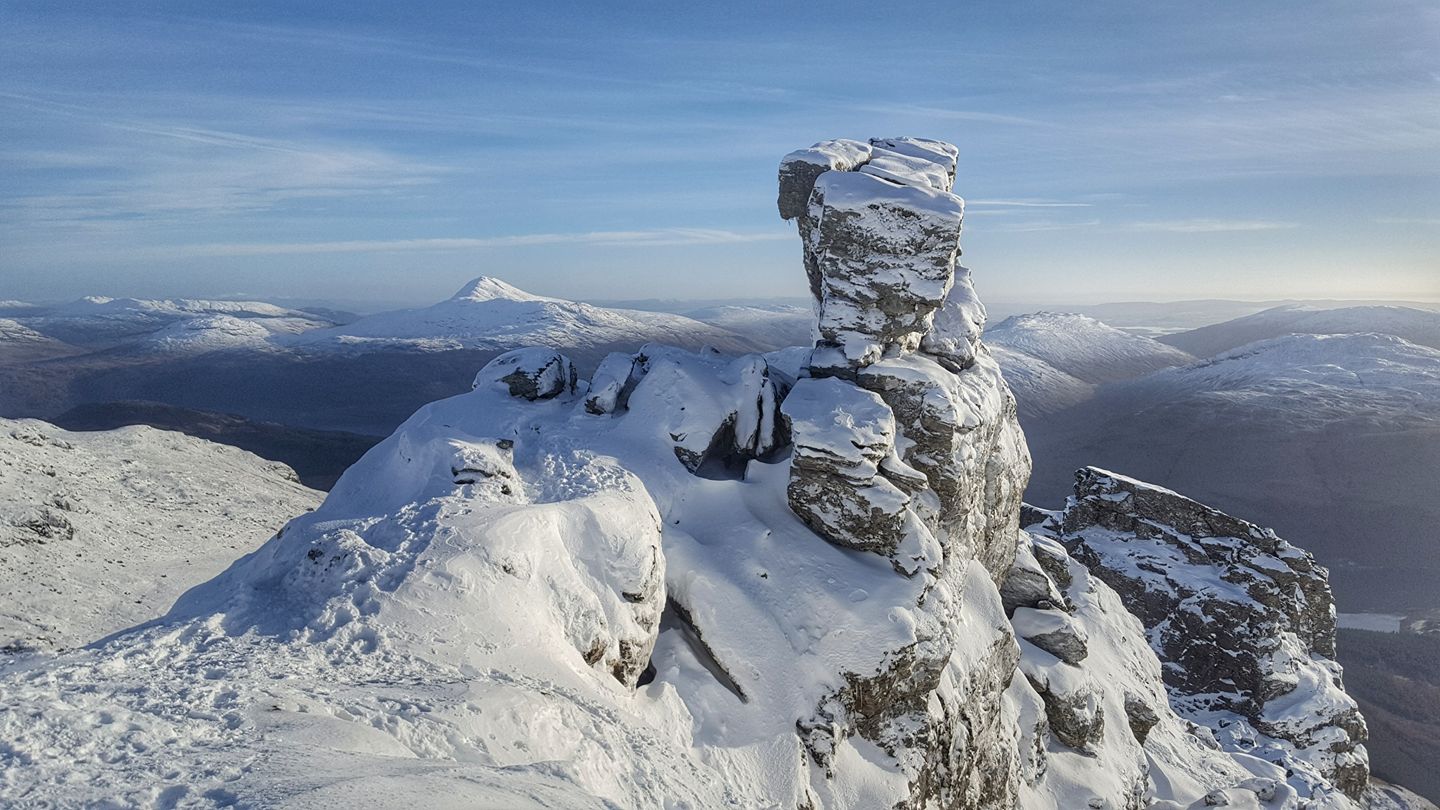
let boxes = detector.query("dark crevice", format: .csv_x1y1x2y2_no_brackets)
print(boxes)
661,597,747,703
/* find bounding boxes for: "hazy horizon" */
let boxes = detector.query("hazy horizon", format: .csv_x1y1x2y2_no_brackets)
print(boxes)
4,1,1438,306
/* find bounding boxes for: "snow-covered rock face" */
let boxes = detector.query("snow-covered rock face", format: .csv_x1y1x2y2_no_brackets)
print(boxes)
774,138,1036,805
1048,468,1370,801
780,137,966,370
474,346,579,400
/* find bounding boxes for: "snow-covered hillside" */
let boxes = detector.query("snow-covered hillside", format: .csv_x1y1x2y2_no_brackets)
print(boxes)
0,137,1411,809
1021,332,1440,612
989,343,1097,418
14,296,334,347
290,276,764,354
988,311,1195,384
0,319,47,344
684,303,814,348
0,418,320,652
1161,305,1440,357
990,340,1100,415
140,313,323,354
1116,333,1440,427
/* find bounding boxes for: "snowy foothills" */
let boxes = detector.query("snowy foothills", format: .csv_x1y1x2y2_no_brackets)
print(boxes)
1,137,1439,810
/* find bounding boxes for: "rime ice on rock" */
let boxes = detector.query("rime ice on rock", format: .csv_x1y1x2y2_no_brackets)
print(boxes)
776,138,1024,575
781,377,927,556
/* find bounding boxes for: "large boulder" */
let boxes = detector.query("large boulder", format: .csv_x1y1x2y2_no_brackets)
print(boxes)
473,347,577,400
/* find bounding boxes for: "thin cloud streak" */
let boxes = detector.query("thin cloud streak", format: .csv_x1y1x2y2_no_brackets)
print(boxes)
967,200,1094,208
1128,219,1300,233
141,229,793,258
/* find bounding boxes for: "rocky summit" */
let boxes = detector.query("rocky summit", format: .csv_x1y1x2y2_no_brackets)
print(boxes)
0,139,1418,810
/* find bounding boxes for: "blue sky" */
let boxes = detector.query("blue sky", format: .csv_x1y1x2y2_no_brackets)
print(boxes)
2,0,1437,308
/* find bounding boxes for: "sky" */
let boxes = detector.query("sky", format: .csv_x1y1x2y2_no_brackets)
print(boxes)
2,0,1438,309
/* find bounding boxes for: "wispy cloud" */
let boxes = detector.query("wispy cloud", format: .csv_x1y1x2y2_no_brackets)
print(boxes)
967,199,1093,208
973,218,1103,233
1128,219,1299,233
1373,216,1440,226
136,229,792,259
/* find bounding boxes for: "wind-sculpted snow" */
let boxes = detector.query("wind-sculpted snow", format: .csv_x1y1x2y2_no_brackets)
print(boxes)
0,139,1413,809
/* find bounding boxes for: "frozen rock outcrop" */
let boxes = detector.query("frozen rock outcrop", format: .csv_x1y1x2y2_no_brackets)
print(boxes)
473,346,578,400
1053,467,1370,800
782,377,922,556
780,137,966,371
775,138,1036,805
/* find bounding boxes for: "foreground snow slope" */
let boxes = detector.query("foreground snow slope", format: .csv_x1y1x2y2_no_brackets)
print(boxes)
0,419,320,652
0,138,1410,809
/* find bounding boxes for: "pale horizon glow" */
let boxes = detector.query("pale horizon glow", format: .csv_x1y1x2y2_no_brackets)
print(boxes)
2,1,1437,308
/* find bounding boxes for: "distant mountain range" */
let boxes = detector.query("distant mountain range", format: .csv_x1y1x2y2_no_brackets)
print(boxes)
996,306,1440,614
0,277,778,436
3,280,1437,619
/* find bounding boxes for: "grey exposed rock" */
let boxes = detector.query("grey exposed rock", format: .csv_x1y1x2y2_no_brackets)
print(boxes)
1058,466,1368,798
780,377,918,556
856,352,1029,578
778,139,874,298
6,507,75,546
1028,532,1074,592
1025,671,1105,753
449,438,524,502
1123,693,1160,744
803,171,964,369
777,139,873,222
1013,607,1089,665
1000,540,1067,616
777,138,1031,806
473,347,577,401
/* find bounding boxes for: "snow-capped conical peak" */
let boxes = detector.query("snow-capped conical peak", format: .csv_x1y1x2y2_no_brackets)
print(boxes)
448,275,552,303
